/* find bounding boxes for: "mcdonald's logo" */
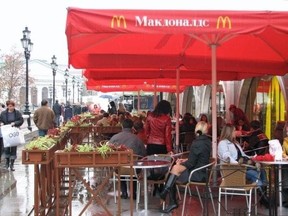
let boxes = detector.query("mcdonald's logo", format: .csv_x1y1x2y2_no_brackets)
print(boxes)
111,15,127,28
216,16,232,29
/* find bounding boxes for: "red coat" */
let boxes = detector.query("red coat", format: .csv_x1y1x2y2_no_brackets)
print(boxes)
145,114,172,152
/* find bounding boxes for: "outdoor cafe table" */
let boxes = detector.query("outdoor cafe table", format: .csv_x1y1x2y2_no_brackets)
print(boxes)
258,160,288,216
124,160,171,214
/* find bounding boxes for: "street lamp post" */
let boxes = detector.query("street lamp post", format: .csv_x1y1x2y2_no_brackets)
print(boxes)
49,85,53,107
50,55,58,106
20,27,33,131
72,76,75,104
64,69,69,104
61,82,65,97
79,86,83,104
77,81,80,103
68,88,71,101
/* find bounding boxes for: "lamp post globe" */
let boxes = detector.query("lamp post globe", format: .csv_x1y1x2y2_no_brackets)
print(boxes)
64,69,69,104
50,55,58,106
20,27,33,131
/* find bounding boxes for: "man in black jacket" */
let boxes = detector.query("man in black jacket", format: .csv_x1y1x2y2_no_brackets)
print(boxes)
52,100,62,127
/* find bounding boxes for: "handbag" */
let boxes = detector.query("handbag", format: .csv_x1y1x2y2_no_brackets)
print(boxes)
1,125,25,147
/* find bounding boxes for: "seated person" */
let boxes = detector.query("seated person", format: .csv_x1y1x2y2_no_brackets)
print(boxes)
282,126,288,207
96,112,110,126
180,113,196,133
159,121,212,213
109,119,146,199
243,120,269,156
218,123,269,208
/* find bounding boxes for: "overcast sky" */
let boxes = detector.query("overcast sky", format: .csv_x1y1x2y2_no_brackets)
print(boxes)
1,0,287,67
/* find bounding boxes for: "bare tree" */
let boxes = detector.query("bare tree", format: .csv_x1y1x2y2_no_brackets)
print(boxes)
0,48,34,104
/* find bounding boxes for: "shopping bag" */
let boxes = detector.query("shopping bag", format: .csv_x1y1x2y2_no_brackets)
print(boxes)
1,125,26,147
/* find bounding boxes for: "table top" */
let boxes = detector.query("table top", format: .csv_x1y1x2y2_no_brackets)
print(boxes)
257,160,288,165
130,160,171,169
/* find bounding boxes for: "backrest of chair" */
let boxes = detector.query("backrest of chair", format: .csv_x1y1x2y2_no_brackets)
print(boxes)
188,157,216,183
219,164,247,187
117,154,142,175
172,151,189,161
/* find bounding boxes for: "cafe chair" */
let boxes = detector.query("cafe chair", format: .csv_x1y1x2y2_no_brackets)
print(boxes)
112,154,143,210
218,163,258,216
176,157,216,216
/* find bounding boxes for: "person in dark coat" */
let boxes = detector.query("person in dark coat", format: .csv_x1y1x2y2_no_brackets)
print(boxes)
0,100,24,171
52,100,62,127
159,121,212,213
64,102,73,122
243,120,269,156
108,101,117,115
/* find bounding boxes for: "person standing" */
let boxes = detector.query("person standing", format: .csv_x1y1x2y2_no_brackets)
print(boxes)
145,100,173,155
0,100,24,171
33,99,55,137
64,102,73,122
52,100,62,127
0,103,5,163
229,104,250,130
108,101,117,115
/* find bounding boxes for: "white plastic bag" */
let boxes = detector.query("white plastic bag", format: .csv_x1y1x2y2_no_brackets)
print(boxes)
1,125,25,147
268,139,282,161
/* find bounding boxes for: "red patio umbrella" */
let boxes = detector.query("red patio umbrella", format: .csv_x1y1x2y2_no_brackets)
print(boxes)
66,8,288,157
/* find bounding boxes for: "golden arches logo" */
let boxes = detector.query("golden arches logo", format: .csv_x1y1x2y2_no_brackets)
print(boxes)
111,15,127,28
216,16,232,29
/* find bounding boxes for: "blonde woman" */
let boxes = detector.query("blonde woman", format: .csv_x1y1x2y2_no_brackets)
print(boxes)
159,121,212,213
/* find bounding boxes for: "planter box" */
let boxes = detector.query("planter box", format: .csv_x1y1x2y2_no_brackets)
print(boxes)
94,126,122,134
69,126,93,134
54,150,133,167
22,144,58,165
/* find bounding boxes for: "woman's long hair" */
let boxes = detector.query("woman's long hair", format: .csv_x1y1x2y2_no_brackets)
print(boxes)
152,100,172,117
219,123,235,142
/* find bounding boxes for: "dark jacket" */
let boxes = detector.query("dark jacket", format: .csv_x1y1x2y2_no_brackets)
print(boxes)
64,105,73,121
0,109,24,127
182,135,212,182
52,102,62,115
109,128,146,157
145,114,172,152
245,129,269,156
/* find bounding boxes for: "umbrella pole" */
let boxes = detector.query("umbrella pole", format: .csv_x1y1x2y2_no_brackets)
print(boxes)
211,44,217,160
175,67,180,153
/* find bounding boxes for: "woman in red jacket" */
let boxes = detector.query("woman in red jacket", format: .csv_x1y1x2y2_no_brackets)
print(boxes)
145,100,173,155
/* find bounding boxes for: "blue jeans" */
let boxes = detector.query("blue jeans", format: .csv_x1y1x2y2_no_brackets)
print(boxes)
54,115,61,127
246,168,268,186
38,130,48,137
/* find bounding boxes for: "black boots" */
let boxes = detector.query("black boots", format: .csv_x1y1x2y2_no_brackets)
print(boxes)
120,181,137,199
5,158,9,169
159,174,178,201
10,159,15,171
161,184,178,213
